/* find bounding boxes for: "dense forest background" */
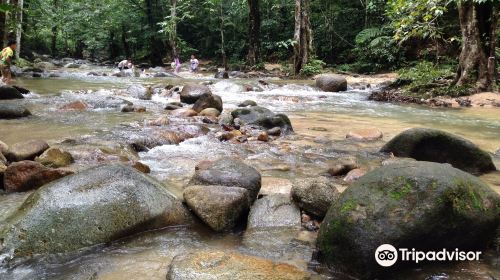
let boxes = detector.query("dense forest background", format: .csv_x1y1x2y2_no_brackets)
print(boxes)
0,0,498,89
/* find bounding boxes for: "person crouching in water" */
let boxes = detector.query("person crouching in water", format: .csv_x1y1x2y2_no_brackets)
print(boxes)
190,54,199,72
0,40,17,85
118,59,133,71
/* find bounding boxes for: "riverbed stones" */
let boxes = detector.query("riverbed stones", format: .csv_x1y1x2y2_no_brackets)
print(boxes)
292,177,340,218
7,140,50,162
0,86,24,99
346,128,383,141
35,147,74,168
381,128,496,175
343,168,366,183
126,84,152,100
315,75,348,92
190,157,261,203
59,101,89,111
231,106,293,133
247,194,301,229
3,161,73,192
0,103,31,119
238,100,258,107
180,83,212,104
183,185,250,232
0,164,192,257
170,108,198,118
198,108,220,118
317,161,500,278
166,250,315,280
192,93,223,113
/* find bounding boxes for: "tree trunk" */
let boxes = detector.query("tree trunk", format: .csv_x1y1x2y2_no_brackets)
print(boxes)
51,0,58,56
121,24,130,58
14,0,22,59
169,0,178,58
220,0,228,71
246,0,260,66
455,1,497,91
293,0,313,76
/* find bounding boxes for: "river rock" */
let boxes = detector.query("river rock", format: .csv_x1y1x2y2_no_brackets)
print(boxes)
35,147,74,168
126,85,152,100
247,194,301,229
12,86,30,95
238,100,258,107
7,140,50,162
190,157,261,203
121,104,146,113
292,177,340,218
231,106,293,133
0,103,31,119
0,86,24,99
346,128,383,141
34,61,55,70
170,108,198,118
130,161,151,174
317,161,500,278
343,169,366,182
3,161,73,192
166,250,315,280
215,71,229,79
0,164,192,257
0,140,8,157
165,104,182,111
192,93,223,113
380,128,496,175
59,101,89,111
180,84,212,104
199,108,220,118
184,185,249,232
64,62,80,68
316,75,348,92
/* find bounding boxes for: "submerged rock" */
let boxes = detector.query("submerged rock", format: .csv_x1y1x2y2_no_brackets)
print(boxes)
292,177,340,219
0,86,24,100
35,147,74,168
184,185,249,232
7,140,50,162
346,128,383,141
317,161,500,278
192,93,223,113
126,85,152,100
198,108,220,118
247,194,301,229
316,75,348,92
0,103,31,119
59,101,89,111
231,106,293,133
4,161,73,192
238,100,258,107
170,108,198,118
166,250,315,280
0,164,192,258
381,128,496,175
180,83,212,104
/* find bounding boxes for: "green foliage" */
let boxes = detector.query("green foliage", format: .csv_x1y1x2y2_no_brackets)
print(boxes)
398,61,454,86
300,58,326,76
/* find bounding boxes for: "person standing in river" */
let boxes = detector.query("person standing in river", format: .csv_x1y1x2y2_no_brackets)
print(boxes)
173,55,181,74
190,54,199,72
118,59,133,71
0,40,17,85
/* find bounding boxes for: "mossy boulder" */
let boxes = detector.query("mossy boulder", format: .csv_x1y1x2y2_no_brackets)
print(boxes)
317,161,500,279
0,103,31,119
35,147,74,168
381,128,496,175
0,164,192,258
231,106,293,133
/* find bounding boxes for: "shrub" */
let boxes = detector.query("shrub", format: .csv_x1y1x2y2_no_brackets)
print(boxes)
301,59,326,76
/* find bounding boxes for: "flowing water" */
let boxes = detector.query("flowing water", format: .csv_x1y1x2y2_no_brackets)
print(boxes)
0,66,499,279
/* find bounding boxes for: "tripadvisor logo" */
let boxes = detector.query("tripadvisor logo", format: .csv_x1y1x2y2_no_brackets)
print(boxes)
375,244,482,267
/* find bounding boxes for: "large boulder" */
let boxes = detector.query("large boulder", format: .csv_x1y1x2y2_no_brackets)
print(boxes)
4,161,73,192
166,250,315,280
317,161,500,278
247,194,301,230
190,157,261,203
0,164,192,258
381,128,496,175
292,177,340,219
231,106,293,133
0,103,31,119
316,75,348,92
183,185,249,232
180,84,212,104
126,85,152,100
192,93,223,113
35,147,74,168
0,86,24,100
6,140,50,162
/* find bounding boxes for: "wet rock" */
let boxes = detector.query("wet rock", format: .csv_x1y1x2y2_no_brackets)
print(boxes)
346,128,383,141
0,103,31,119
190,157,261,203
316,75,348,92
327,158,359,177
34,61,55,70
166,250,314,280
247,194,301,229
217,130,242,142
59,101,89,111
0,86,24,100
170,108,198,118
64,62,80,68
120,104,146,113
0,140,9,156
0,151,6,165
12,86,30,95
184,185,250,232
381,128,496,175
165,104,182,111
292,177,340,218
257,132,269,142
267,127,282,136
238,100,258,107
199,108,220,118
231,106,293,133
381,157,417,166
343,169,366,183
35,147,74,168
4,161,72,192
0,164,192,257
214,71,229,79
131,161,151,174
317,161,500,279
146,116,170,126
180,83,212,104
126,85,152,100
192,93,223,113
7,140,50,162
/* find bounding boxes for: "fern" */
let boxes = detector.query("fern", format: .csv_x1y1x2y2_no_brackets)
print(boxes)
355,28,383,45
